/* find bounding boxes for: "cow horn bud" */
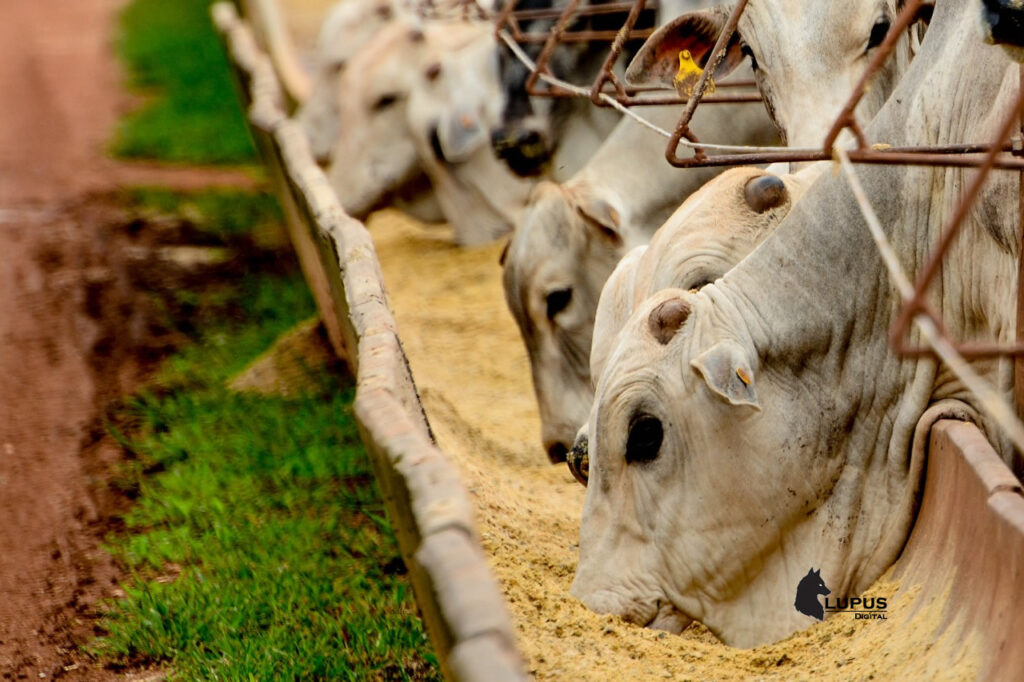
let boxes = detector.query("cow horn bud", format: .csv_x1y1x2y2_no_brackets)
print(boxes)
648,297,692,345
567,434,589,487
744,174,788,213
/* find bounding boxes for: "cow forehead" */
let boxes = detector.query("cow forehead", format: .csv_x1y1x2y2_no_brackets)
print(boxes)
740,0,892,58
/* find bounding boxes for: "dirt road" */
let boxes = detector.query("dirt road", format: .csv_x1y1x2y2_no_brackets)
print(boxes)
0,2,247,677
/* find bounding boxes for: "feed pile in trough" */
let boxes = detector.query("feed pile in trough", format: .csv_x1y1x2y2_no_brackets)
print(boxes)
367,208,979,680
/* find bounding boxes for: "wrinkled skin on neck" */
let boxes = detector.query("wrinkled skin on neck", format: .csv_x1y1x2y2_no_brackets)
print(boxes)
574,0,1020,647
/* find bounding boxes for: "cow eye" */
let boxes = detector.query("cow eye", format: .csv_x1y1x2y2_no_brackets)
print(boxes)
866,18,891,52
372,93,399,111
625,415,663,465
546,287,572,320
740,42,758,71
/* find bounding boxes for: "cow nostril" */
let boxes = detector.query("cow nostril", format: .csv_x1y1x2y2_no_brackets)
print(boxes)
429,125,445,162
546,441,569,464
567,435,589,487
516,129,542,148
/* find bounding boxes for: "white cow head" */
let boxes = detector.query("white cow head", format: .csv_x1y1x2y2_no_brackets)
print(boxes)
501,181,630,461
566,165,815,485
571,287,851,648
328,18,530,243
296,0,398,163
626,1,933,151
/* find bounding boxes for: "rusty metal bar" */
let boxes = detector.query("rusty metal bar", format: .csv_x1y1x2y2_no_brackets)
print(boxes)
588,0,648,104
516,29,653,42
498,0,759,107
524,0,581,97
821,0,928,153
665,0,750,164
891,89,1024,357
662,144,1024,170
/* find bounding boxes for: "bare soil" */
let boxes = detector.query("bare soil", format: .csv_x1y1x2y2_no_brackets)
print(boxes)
0,1,256,678
368,209,979,681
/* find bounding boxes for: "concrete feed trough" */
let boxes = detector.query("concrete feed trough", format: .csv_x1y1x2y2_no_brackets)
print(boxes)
213,2,1024,679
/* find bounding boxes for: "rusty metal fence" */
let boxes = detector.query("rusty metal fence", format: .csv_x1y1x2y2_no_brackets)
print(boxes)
497,0,1024,459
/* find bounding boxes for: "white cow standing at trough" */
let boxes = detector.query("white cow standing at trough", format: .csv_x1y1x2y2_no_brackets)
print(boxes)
254,0,544,245
292,0,503,164
589,165,821,401
294,0,403,163
572,0,1022,648
328,17,537,245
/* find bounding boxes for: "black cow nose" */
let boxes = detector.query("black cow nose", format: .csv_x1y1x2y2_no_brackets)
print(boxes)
491,127,550,177
982,0,1024,48
515,129,542,148
546,441,569,464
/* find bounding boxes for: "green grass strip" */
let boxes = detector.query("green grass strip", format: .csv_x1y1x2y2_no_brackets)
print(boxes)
93,191,440,680
113,0,255,164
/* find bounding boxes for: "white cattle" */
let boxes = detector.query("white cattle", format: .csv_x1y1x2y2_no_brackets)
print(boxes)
295,0,402,163
573,0,1021,647
564,164,820,483
294,0,501,163
627,0,932,153
501,103,777,462
328,18,535,245
504,0,933,461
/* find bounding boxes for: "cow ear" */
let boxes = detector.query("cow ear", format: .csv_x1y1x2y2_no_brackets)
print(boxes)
436,109,488,163
690,340,760,409
576,196,623,246
625,6,745,90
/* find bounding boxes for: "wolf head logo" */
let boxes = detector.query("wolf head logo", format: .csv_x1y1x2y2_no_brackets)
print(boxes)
794,568,831,621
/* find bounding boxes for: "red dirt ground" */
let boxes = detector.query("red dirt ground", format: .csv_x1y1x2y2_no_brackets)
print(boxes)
0,1,256,678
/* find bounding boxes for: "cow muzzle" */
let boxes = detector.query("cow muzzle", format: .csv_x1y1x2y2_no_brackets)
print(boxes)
491,126,551,177
644,601,692,634
567,431,589,486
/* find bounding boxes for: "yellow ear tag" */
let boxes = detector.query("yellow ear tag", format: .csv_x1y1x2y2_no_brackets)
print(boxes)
735,367,752,386
673,50,716,97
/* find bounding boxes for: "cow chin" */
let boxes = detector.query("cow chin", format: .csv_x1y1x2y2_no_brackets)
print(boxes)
645,601,692,634
571,585,690,635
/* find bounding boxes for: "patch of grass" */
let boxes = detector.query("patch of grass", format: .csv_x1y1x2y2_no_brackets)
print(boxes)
94,193,440,680
124,187,283,240
114,0,255,163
